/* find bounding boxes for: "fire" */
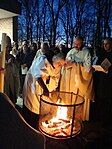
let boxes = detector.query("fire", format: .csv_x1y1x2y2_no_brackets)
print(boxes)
42,99,69,128
42,101,70,127
52,106,68,123
39,92,83,139
41,101,74,137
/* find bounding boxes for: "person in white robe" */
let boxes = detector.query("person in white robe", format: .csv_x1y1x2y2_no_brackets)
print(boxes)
60,36,94,121
23,52,65,129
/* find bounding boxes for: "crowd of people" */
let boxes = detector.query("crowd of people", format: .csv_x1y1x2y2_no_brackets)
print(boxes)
2,36,112,129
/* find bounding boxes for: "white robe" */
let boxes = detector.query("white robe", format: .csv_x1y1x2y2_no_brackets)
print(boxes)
23,55,61,114
60,48,94,121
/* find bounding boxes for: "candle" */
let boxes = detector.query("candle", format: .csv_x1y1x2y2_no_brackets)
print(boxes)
0,33,7,92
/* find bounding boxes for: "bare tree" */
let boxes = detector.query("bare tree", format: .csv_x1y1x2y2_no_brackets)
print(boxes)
18,0,37,42
60,0,76,48
18,0,112,47
103,0,112,38
46,0,68,46
94,0,112,46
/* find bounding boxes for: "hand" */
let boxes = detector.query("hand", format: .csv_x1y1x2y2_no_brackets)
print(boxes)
65,61,77,68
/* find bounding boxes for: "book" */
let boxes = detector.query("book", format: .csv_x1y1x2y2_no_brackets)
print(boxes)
92,58,111,73
101,58,111,71
92,65,107,73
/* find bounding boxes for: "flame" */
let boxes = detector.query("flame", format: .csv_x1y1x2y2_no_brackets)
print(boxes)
42,99,70,131
52,106,68,122
41,98,81,138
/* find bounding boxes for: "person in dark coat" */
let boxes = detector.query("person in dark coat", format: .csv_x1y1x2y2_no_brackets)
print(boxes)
93,37,112,125
16,40,33,92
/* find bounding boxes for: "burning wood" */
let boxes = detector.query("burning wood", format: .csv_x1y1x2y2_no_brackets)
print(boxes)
41,117,81,138
39,94,83,139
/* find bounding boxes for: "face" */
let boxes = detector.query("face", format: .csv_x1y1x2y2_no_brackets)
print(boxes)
53,59,65,69
74,39,83,50
103,39,112,51
23,44,28,51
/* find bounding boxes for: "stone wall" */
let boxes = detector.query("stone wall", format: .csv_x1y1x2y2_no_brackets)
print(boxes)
0,17,18,43
0,17,13,43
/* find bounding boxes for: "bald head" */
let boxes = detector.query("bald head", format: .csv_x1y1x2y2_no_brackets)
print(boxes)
74,36,84,51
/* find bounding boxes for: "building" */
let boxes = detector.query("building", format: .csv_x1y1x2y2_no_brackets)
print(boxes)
0,0,20,43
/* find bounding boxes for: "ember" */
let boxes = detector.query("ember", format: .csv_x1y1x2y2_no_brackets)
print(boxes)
41,118,81,138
